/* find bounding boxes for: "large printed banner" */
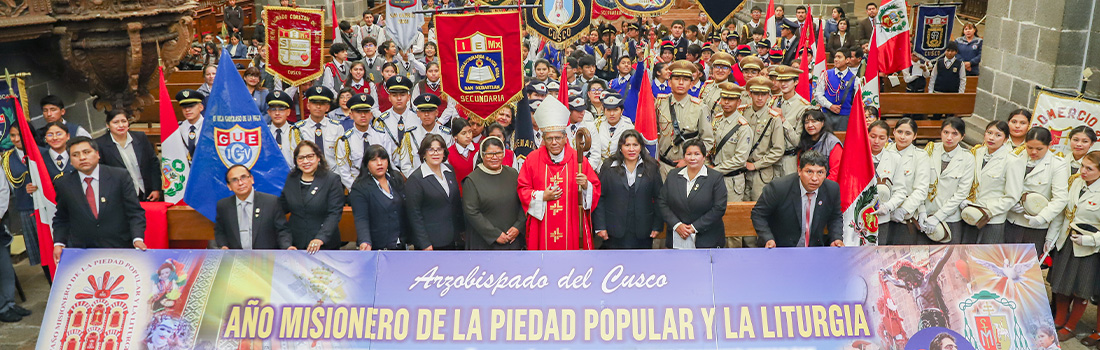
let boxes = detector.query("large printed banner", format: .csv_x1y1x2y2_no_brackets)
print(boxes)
264,6,325,86
39,245,1054,350
1030,88,1100,155
437,11,524,123
913,4,957,61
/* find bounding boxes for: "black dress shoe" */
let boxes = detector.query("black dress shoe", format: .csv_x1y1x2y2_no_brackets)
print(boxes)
0,309,22,322
10,304,31,317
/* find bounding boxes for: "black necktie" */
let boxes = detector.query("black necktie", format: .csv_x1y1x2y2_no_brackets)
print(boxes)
1081,187,1088,198
362,133,370,161
275,128,283,149
610,126,617,135
55,155,63,169
187,125,197,155
314,124,324,149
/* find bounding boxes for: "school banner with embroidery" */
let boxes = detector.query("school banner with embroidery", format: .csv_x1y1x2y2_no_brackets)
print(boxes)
593,0,634,21
524,0,592,48
40,246,1054,349
614,0,673,18
263,6,325,87
1030,87,1100,155
913,4,957,61
437,11,524,123
385,0,425,51
0,78,23,149
695,0,745,30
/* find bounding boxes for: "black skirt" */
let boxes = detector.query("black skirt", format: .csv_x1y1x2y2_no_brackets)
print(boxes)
1048,248,1100,298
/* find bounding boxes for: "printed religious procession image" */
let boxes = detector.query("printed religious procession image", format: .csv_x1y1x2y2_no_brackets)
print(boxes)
0,0,1097,349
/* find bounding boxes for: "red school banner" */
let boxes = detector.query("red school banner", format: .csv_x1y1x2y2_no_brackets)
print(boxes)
263,6,325,87
436,11,524,123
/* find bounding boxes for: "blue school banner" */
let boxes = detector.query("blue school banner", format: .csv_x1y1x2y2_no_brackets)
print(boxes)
914,4,958,61
0,78,25,150
38,245,1054,350
184,48,291,221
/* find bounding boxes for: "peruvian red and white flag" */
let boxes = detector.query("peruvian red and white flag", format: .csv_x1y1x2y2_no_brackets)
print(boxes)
838,83,879,246
874,0,913,74
11,89,58,276
862,30,881,109
802,10,828,105
763,0,778,46
796,8,818,100
159,66,191,204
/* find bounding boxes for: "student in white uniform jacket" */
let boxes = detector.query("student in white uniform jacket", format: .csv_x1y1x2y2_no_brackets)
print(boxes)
959,121,1022,244
919,118,975,245
1003,127,1070,256
874,119,929,246
867,121,902,245
1047,151,1100,342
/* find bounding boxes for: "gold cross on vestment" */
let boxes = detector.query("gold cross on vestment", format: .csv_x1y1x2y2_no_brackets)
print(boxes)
549,172,564,187
551,228,563,242
549,202,564,215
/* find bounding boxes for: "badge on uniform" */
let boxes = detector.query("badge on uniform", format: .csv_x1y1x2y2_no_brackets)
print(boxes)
315,127,323,137
189,130,197,140
311,187,318,195
952,67,958,73
101,197,106,203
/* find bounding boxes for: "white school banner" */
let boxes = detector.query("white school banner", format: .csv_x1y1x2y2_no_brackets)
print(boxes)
1031,88,1100,155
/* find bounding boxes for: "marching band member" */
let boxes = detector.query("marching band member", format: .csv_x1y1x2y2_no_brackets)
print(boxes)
959,120,1020,244
1005,127,1069,255
919,117,975,245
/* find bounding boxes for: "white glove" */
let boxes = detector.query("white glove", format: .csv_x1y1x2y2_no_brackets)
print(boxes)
1070,234,1094,246
1010,203,1025,214
876,202,896,216
1044,240,1056,255
1024,214,1047,227
960,199,975,210
891,208,908,223
922,216,941,234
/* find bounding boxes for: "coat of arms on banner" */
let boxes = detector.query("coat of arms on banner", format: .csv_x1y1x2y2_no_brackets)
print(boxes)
525,0,590,48
959,291,1030,350
51,259,143,350
390,0,417,10
456,33,505,94
923,15,949,50
277,28,313,67
215,125,263,168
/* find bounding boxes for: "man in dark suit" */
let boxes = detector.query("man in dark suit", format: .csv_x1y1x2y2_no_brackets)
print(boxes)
856,2,877,47
778,22,801,66
52,137,147,264
751,150,844,248
215,165,293,250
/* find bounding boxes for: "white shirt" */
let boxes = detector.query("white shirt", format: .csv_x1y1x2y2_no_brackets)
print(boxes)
419,162,452,196
236,190,255,250
455,143,475,158
373,175,394,199
110,133,145,195
336,127,374,189
48,149,68,171
268,122,294,167
79,166,100,215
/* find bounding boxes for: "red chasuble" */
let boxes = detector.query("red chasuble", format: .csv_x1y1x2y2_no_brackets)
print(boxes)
517,145,602,250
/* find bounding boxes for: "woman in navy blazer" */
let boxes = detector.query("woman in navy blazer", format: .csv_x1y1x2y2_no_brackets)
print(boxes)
595,130,663,249
348,145,408,250
96,111,162,201
658,139,728,249
280,141,346,253
405,134,465,250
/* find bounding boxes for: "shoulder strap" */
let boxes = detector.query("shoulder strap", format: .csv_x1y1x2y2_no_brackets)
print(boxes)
748,113,775,157
710,122,744,162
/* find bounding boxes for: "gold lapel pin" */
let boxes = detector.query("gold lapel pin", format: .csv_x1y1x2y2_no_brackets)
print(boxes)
311,187,318,195
101,197,106,203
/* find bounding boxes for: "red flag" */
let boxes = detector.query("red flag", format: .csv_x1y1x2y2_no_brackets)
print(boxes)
12,91,58,276
764,0,778,44
796,9,816,99
837,83,877,245
330,0,339,42
634,67,658,155
158,66,176,143
863,30,881,109
730,58,746,86
558,61,570,105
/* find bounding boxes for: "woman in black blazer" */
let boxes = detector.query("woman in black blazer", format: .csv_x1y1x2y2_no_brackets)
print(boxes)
595,130,663,249
405,134,465,250
279,141,346,253
349,145,408,250
658,139,728,249
96,110,162,201
826,18,856,62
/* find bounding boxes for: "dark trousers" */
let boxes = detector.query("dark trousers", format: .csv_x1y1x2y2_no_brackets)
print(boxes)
0,243,15,313
823,109,850,131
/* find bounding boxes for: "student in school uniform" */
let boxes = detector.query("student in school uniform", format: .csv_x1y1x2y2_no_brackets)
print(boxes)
1067,126,1098,174
1049,151,1100,343
959,120,1020,244
867,121,901,245
928,41,967,94
876,118,929,245
1004,127,1069,256
918,117,975,245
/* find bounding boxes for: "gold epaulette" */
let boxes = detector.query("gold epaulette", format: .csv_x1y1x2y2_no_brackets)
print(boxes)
1056,151,1066,159
1013,144,1026,155
1070,173,1081,187
969,143,983,155
925,142,935,157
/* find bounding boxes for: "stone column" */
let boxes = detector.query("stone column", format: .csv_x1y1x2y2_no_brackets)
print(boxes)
972,0,1100,129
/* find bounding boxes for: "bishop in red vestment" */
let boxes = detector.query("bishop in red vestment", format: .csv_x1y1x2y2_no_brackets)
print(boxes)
517,97,602,250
